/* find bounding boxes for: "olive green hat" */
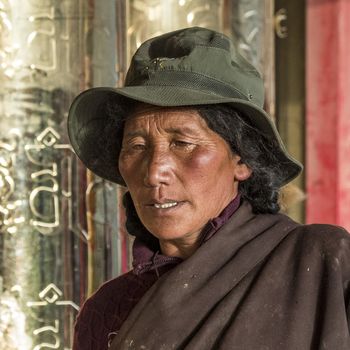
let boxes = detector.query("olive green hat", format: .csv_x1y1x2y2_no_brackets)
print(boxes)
68,26,302,185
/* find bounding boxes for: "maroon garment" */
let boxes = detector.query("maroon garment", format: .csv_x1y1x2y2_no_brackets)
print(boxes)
73,196,241,350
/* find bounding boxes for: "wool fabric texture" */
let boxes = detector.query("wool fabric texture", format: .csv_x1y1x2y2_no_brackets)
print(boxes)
110,202,350,350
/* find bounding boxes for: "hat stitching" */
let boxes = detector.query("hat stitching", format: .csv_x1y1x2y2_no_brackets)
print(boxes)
128,70,250,101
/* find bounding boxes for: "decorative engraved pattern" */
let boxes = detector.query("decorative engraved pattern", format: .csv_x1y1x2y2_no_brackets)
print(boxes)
0,286,33,349
227,0,275,116
228,0,265,73
25,127,72,236
27,283,79,350
32,320,60,350
27,283,79,310
0,129,25,235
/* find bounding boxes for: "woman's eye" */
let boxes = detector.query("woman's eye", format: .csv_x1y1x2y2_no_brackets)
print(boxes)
172,140,194,148
131,144,146,150
121,142,146,151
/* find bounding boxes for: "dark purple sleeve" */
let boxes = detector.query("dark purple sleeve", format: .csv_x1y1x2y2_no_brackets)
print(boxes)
73,270,159,350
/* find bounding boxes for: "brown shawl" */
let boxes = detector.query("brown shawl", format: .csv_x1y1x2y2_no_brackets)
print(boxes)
111,202,350,349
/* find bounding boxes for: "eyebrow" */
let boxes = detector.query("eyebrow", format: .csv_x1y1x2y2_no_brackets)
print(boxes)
165,126,202,136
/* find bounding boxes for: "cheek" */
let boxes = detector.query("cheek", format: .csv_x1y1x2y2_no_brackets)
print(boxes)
187,148,216,167
183,151,238,210
183,149,230,187
118,155,138,187
185,148,232,178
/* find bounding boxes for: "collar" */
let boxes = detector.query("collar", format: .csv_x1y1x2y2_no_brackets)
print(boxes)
132,194,241,275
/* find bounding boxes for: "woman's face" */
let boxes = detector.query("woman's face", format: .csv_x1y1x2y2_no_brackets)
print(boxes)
118,106,251,250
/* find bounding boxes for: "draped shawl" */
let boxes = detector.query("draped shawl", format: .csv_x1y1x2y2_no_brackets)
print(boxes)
111,202,350,349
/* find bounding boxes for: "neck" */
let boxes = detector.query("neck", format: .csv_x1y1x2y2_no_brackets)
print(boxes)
159,237,200,259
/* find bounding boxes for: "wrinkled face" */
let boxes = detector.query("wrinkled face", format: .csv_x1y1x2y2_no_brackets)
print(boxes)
118,106,251,245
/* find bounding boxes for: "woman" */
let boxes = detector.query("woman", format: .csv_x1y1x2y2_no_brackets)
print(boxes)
68,27,350,349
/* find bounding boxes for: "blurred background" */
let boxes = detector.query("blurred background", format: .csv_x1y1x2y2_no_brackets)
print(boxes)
0,0,349,348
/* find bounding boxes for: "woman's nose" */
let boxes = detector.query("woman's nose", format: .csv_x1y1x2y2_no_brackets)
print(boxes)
143,148,173,187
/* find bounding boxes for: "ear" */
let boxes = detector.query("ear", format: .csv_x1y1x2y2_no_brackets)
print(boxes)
233,157,252,181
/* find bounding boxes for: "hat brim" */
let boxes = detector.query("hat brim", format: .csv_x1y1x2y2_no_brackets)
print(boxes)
68,86,303,186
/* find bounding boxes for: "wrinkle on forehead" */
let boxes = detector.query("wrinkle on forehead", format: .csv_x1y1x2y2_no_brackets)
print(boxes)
124,105,210,138
124,104,211,136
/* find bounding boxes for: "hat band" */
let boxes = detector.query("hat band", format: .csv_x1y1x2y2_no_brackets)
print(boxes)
127,70,249,101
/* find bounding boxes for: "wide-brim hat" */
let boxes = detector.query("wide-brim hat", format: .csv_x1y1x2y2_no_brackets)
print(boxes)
68,27,302,186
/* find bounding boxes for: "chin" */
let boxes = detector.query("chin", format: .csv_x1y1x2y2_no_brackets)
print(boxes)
146,225,195,242
148,229,184,241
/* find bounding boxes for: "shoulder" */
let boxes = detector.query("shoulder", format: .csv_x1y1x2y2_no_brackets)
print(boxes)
282,222,350,275
271,210,349,249
74,270,152,349
75,271,135,323
78,270,145,317
290,222,350,252
73,271,136,349
91,271,138,301
76,268,158,326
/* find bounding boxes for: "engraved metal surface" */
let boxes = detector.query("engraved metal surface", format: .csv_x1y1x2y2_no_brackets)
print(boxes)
225,0,275,117
227,0,266,72
0,1,105,348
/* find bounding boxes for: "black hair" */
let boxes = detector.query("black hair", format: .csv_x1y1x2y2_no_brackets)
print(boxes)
195,104,289,214
102,98,291,247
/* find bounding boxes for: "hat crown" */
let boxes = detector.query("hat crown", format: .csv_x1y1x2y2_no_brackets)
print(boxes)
125,27,265,107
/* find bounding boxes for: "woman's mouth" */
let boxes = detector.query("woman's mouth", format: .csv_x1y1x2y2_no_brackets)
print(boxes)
153,201,178,209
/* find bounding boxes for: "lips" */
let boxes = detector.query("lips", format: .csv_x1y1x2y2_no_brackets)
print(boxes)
144,197,184,210
154,201,178,209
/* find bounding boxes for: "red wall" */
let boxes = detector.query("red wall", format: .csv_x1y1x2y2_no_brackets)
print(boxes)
306,0,350,230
